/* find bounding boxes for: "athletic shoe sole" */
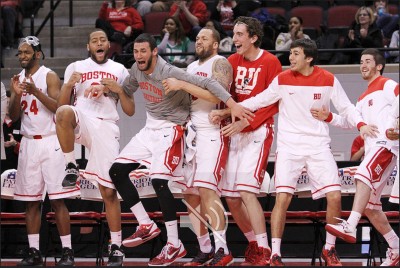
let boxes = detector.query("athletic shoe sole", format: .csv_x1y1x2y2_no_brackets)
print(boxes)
148,248,187,266
325,225,356,243
122,228,161,247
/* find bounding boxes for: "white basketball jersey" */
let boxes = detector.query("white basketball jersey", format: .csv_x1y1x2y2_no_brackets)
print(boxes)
63,58,129,121
18,66,56,136
186,55,226,129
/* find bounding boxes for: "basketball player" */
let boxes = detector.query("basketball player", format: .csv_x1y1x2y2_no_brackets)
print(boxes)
209,16,281,265
162,27,233,266
9,36,79,266
231,39,379,266
387,97,399,207
56,30,133,266
108,33,252,266
323,49,399,267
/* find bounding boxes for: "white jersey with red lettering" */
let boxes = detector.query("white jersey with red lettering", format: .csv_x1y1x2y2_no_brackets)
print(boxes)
63,57,129,121
18,66,55,136
187,54,225,129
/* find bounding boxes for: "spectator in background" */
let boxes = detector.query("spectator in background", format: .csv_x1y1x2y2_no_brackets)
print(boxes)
388,30,399,63
350,135,365,162
157,16,195,68
275,16,310,66
212,0,236,37
96,0,144,47
371,0,399,39
1,82,6,161
169,0,208,41
1,0,21,49
231,0,260,18
205,20,233,52
151,0,173,12
343,6,383,64
131,0,152,17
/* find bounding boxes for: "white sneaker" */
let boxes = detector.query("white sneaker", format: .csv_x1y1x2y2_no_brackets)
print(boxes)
325,218,357,243
381,248,399,266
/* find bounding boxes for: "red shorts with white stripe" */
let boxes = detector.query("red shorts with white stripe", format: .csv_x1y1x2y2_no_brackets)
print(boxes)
221,124,273,197
355,146,397,210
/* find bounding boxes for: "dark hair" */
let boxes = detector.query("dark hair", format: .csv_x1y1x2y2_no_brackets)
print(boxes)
134,33,157,51
162,16,186,45
206,20,227,39
290,16,303,25
361,48,386,74
110,0,131,8
88,29,109,43
234,16,263,48
202,26,221,44
290,38,318,66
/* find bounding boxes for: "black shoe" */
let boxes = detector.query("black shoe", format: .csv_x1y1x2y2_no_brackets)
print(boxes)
17,247,44,266
62,162,79,189
56,247,75,266
107,244,124,266
184,247,214,266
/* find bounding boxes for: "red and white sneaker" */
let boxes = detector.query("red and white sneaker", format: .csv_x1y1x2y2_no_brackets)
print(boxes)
321,246,342,266
253,247,271,266
122,221,161,247
325,218,356,243
240,241,258,266
270,254,284,266
381,248,399,266
148,240,187,266
207,247,234,266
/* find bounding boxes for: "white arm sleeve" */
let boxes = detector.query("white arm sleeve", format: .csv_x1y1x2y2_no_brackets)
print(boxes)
240,77,281,111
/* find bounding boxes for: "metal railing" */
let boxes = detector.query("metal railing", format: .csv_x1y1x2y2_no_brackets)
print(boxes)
30,0,74,57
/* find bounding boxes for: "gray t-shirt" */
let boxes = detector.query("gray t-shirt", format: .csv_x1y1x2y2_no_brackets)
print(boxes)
123,56,231,125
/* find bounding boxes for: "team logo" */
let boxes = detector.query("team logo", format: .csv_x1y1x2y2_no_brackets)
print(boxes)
368,99,373,106
313,93,322,100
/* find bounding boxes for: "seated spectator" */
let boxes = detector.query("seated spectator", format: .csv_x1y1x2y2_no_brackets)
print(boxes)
371,0,399,39
151,0,173,12
95,0,144,47
1,0,21,49
350,135,364,162
232,0,261,18
169,0,208,41
275,16,310,65
205,19,233,52
211,0,236,37
343,6,383,64
131,0,152,17
157,16,195,68
388,30,399,63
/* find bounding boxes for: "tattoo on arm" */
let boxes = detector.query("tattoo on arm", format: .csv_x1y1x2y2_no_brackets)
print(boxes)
212,58,233,91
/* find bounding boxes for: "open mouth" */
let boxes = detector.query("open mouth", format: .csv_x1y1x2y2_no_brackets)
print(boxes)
137,60,146,67
235,45,242,50
96,49,105,57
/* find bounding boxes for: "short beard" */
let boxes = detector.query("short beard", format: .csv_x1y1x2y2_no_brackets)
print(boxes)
197,49,213,62
138,56,153,72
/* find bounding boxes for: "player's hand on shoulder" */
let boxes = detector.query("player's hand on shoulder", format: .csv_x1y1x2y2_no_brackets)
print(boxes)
221,119,250,137
162,78,182,95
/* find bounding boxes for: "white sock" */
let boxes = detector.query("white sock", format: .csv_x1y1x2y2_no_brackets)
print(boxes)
383,230,399,249
213,230,229,254
256,233,269,249
64,152,76,165
347,211,362,229
325,232,336,250
28,234,40,250
60,234,72,249
271,238,281,256
197,233,212,253
130,202,152,225
110,231,122,247
165,220,179,247
244,230,256,242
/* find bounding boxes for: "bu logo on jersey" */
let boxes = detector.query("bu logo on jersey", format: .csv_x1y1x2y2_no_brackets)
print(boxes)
235,67,261,94
368,99,373,106
314,93,322,100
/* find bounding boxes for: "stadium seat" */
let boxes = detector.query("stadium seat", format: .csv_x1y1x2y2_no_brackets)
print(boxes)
327,5,359,36
266,7,286,18
290,6,323,39
143,11,169,36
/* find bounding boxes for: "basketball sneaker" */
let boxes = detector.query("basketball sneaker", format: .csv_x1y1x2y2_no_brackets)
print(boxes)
253,246,271,266
62,162,79,189
207,247,233,266
148,240,187,266
240,241,258,266
270,254,284,266
325,218,356,243
56,247,75,266
184,247,214,266
122,221,161,247
381,248,399,266
107,244,124,266
321,246,342,266
17,247,44,266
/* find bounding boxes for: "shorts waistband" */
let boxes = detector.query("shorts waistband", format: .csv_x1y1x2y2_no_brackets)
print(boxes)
23,134,54,139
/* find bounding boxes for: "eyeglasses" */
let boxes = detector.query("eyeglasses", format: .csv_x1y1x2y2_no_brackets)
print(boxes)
19,36,40,46
358,13,370,17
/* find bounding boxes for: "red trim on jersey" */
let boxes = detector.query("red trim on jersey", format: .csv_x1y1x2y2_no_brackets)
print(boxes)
14,193,42,197
48,187,80,196
394,84,399,96
164,126,184,173
389,195,399,200
278,67,335,87
115,157,140,163
236,183,260,190
367,201,382,206
150,172,182,178
276,185,296,190
324,112,333,122
253,125,274,184
193,180,218,188
213,134,229,183
312,184,341,195
363,147,393,184
83,171,112,183
357,122,367,131
358,76,391,101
